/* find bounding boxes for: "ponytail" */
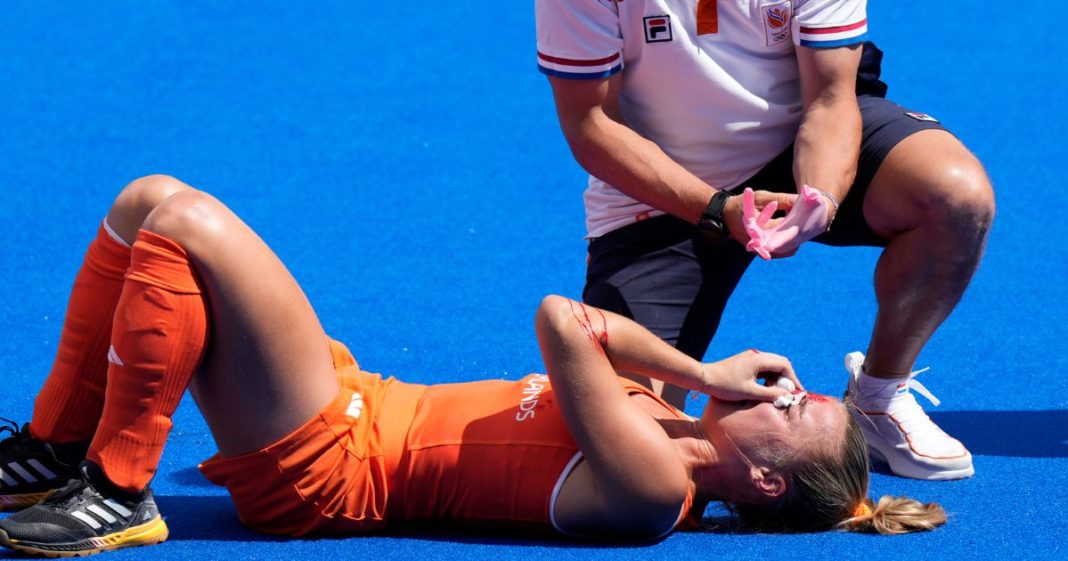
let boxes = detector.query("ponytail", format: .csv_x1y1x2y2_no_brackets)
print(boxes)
838,496,946,535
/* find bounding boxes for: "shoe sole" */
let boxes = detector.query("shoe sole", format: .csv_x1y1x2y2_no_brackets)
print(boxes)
0,516,169,557
0,492,54,512
868,435,975,481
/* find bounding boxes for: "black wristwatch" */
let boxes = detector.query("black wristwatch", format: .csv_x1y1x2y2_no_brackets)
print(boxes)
696,190,736,242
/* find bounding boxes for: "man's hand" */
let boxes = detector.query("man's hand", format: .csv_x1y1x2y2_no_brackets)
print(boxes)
698,350,804,403
742,185,836,259
723,189,796,245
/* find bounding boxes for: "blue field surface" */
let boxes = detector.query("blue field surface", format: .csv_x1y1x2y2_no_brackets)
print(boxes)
1,2,1064,560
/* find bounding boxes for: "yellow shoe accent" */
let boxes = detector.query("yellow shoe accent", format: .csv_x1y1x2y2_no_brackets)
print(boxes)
0,517,168,558
0,491,53,512
93,515,169,549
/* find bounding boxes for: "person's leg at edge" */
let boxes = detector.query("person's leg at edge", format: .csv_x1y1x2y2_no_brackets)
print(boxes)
0,177,340,554
28,175,191,445
853,129,995,479
863,129,994,376
152,190,340,458
92,184,340,474
0,176,191,513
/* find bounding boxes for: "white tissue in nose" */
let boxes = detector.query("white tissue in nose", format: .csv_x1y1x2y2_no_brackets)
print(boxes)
773,377,806,409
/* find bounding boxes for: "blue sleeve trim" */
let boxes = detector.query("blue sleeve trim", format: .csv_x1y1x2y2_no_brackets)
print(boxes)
799,33,869,49
537,63,622,80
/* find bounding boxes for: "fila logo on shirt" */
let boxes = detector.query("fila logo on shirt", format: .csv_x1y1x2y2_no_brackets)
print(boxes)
762,1,792,46
643,15,672,43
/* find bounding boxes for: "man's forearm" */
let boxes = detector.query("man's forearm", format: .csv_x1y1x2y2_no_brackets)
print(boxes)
793,97,861,203
565,111,716,224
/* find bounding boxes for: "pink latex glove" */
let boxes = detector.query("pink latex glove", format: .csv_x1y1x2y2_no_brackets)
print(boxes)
742,184,834,260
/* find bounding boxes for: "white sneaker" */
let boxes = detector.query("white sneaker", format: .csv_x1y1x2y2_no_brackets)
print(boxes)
844,352,974,480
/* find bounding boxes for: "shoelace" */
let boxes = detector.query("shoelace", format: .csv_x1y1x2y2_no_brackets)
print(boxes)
848,363,947,436
882,366,955,438
900,367,940,407
40,478,95,509
0,418,29,452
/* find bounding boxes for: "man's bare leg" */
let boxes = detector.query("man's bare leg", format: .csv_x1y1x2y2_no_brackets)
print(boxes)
847,129,994,480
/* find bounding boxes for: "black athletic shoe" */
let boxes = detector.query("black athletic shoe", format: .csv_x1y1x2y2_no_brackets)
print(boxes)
0,419,89,511
0,463,168,557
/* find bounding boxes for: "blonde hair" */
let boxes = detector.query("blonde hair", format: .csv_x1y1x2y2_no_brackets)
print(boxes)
732,408,947,535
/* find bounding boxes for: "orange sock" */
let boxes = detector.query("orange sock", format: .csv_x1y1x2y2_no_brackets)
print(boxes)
86,230,208,492
30,222,131,443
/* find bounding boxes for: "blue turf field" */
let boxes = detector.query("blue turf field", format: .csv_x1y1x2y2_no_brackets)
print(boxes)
1,2,1065,560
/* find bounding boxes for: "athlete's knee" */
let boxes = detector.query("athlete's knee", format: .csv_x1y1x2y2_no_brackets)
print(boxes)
109,175,194,241
140,190,228,249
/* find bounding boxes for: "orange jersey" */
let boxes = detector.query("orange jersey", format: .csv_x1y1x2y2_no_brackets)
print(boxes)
388,373,585,529
386,372,695,533
201,340,694,536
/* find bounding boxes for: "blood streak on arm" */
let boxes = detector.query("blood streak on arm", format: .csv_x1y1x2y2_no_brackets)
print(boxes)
567,300,608,355
593,307,609,349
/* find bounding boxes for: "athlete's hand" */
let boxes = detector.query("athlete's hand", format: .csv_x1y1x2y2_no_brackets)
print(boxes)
698,350,803,403
723,189,795,245
742,185,836,260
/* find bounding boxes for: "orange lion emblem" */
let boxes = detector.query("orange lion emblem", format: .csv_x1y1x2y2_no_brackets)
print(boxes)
767,8,788,29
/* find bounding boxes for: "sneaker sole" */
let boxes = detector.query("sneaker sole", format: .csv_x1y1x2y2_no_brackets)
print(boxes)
0,516,169,557
867,431,975,481
0,492,55,512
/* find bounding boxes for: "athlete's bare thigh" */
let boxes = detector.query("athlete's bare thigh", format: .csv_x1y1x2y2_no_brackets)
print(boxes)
142,190,340,457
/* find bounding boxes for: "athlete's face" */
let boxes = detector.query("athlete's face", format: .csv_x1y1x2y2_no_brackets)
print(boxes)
700,393,848,465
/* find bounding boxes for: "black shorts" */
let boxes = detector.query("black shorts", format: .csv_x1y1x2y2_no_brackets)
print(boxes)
583,42,949,360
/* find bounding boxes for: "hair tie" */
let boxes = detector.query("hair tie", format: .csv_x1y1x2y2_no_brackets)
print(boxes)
851,500,872,518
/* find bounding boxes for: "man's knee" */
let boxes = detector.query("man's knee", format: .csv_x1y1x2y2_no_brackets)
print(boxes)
109,175,193,241
923,159,996,234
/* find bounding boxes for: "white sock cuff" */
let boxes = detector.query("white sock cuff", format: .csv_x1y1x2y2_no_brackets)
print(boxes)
857,367,909,396
102,218,131,248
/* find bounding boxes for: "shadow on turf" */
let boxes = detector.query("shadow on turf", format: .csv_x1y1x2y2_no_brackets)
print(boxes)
154,495,285,543
929,410,1068,458
91,496,746,549
13,408,1058,554
169,466,217,488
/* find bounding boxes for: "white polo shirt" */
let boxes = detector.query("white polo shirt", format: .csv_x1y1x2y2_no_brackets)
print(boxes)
536,0,868,238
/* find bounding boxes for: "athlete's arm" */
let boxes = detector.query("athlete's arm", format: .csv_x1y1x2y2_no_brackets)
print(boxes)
793,43,864,219
534,295,798,536
535,295,687,537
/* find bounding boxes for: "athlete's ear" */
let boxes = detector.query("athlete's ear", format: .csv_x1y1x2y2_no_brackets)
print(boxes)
750,467,786,500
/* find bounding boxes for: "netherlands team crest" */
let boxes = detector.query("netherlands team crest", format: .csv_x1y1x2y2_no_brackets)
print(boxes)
762,2,792,47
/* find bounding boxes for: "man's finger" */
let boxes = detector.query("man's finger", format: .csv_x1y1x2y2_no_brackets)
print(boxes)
772,193,797,213
742,188,758,223
756,201,778,227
